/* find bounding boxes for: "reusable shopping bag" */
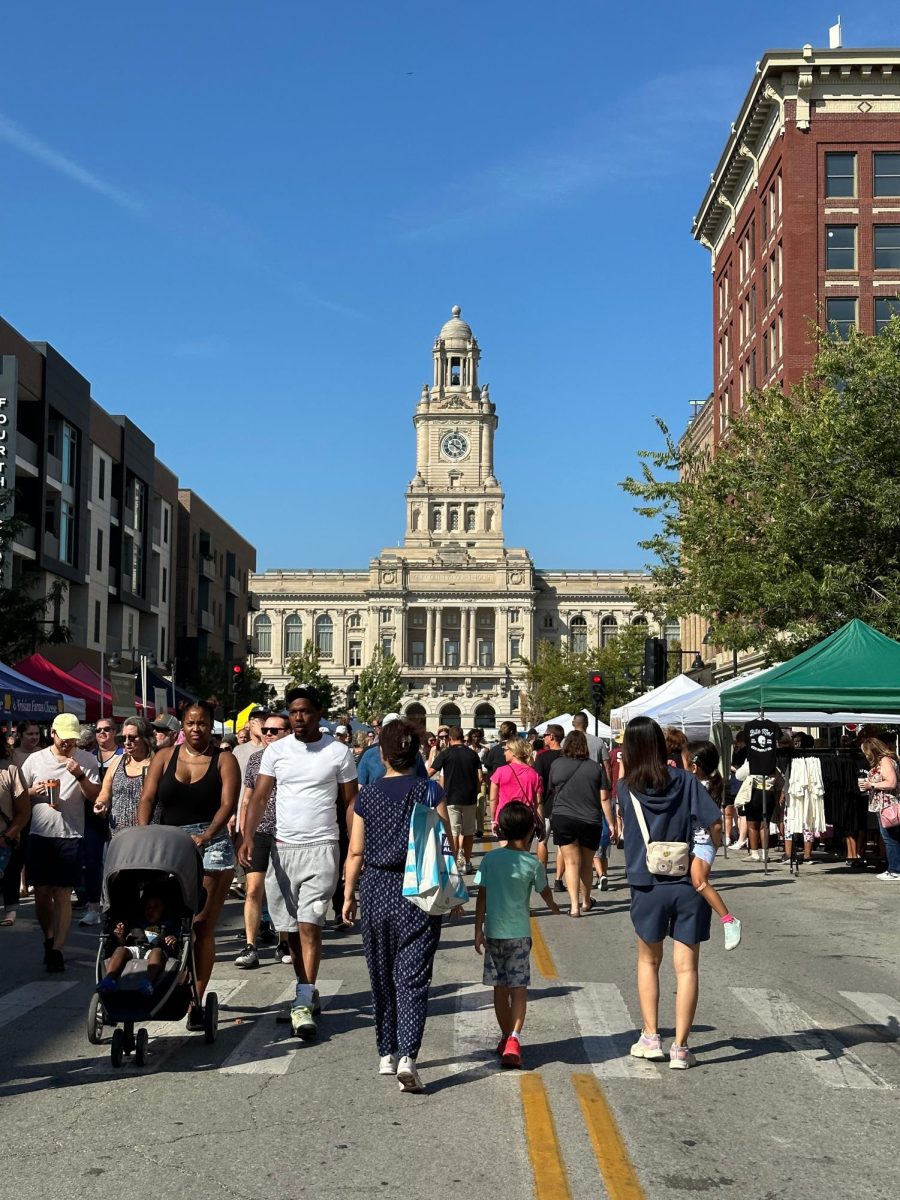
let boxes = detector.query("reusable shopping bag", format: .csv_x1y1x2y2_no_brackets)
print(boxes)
402,802,469,915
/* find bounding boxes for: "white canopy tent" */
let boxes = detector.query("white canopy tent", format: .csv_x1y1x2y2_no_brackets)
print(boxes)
535,710,613,739
652,669,771,735
610,673,703,732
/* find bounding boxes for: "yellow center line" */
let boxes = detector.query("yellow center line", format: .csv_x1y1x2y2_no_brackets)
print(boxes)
572,1073,647,1200
519,1075,573,1200
529,915,557,981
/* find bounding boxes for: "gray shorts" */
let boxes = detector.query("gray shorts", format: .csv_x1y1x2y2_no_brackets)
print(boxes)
482,936,532,988
265,841,339,929
448,804,477,839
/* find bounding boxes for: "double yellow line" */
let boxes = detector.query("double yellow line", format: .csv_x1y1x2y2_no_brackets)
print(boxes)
520,921,646,1200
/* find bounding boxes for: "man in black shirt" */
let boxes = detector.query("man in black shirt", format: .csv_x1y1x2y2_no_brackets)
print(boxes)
430,726,483,873
534,724,564,889
483,720,517,782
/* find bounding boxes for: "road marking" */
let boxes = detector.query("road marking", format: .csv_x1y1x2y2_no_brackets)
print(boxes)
731,987,891,1089
573,1072,647,1200
450,981,516,1077
0,981,78,1030
529,916,557,981
85,978,247,1075
222,978,342,1074
519,1074,572,1200
840,992,900,1035
569,983,659,1080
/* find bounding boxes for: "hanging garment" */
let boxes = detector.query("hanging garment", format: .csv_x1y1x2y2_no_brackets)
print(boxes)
786,758,826,838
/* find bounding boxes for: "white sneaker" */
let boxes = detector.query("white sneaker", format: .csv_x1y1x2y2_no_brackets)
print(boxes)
733,838,748,850
379,1054,398,1075
396,1055,424,1092
723,917,742,950
876,871,900,881
79,909,101,927
747,851,761,861
599,876,609,892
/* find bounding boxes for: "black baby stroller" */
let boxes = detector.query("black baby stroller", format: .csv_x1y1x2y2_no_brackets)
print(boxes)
87,824,219,1067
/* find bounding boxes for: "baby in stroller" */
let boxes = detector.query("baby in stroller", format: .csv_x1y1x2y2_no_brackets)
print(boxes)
98,884,182,996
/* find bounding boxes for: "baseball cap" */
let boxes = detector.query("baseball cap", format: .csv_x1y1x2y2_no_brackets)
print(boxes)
51,713,82,741
248,707,269,721
153,715,180,733
334,724,349,735
382,713,401,726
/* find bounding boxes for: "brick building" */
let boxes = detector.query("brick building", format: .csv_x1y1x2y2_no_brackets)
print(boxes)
683,41,900,667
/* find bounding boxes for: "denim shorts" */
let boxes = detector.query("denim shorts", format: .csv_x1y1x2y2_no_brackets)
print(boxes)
630,882,712,946
181,822,235,874
692,843,716,866
483,936,532,988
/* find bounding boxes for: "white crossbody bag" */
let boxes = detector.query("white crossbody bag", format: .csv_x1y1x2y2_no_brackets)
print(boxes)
629,791,690,877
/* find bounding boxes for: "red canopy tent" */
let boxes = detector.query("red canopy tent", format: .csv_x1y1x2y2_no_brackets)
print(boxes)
15,654,107,723
68,662,154,718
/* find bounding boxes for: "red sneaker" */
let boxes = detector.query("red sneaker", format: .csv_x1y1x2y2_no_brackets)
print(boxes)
496,1037,507,1057
500,1035,521,1068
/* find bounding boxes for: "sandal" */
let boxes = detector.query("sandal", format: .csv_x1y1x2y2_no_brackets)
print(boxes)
0,910,17,927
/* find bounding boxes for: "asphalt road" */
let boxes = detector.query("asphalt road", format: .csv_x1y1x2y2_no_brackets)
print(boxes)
1,845,898,1200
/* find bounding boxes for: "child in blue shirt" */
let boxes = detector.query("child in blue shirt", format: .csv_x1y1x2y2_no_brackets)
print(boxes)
474,801,560,1068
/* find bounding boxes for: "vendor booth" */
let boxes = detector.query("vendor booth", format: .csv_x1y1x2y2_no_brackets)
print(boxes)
14,654,104,722
0,662,65,722
610,673,703,732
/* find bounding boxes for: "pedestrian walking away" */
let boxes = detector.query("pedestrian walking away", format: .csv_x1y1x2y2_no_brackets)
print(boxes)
686,741,742,949
240,685,358,1040
429,724,482,873
548,731,614,917
343,719,454,1092
0,738,29,928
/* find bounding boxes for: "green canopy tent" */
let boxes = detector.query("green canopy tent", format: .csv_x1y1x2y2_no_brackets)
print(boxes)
720,619,900,723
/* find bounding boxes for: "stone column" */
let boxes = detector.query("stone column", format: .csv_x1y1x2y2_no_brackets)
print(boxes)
468,606,477,666
495,607,507,670
336,611,347,671
426,607,435,667
434,607,443,668
397,606,407,667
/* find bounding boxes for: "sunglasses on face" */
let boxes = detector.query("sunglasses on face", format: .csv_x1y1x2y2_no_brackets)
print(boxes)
97,727,115,734
122,734,142,742
263,727,285,735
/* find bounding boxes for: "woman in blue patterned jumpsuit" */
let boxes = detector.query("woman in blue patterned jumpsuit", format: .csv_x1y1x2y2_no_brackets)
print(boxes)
343,718,456,1093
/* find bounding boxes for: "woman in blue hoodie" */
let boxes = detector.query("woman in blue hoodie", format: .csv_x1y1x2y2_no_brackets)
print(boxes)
618,717,723,1070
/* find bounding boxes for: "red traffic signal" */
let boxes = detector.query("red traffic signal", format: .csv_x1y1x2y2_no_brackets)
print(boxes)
232,664,243,676
231,663,245,694
591,673,602,683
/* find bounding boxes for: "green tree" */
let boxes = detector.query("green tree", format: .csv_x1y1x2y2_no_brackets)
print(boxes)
520,625,646,725
621,319,900,660
0,489,71,660
284,639,334,715
192,651,265,709
356,646,403,723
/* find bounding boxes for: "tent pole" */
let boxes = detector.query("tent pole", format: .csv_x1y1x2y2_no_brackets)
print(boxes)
99,651,105,721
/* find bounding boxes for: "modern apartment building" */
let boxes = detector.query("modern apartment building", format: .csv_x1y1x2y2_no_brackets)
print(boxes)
1,314,256,685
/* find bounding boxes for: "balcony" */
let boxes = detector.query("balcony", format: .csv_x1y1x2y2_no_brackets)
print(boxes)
151,522,162,548
12,522,36,552
43,530,59,559
15,433,39,476
226,574,239,596
108,564,118,592
199,556,216,581
226,623,242,644
247,590,259,612
46,453,63,489
199,610,215,633
123,505,135,530
149,584,160,609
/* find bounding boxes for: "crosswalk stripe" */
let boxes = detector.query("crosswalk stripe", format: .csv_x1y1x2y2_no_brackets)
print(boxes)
221,978,343,1074
839,991,900,1032
451,981,517,1077
568,983,660,1080
0,981,78,1030
731,987,891,1090
84,978,248,1075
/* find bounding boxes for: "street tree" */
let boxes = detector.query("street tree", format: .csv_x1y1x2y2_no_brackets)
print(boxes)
284,639,334,715
520,625,645,725
0,490,72,661
356,646,403,723
193,651,265,707
621,320,900,659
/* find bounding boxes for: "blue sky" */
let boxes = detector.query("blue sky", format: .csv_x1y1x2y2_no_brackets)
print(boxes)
3,1,898,571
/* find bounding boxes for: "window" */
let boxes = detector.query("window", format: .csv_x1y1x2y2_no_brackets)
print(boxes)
284,614,302,655
431,507,442,531
600,615,618,646
826,226,856,270
542,614,553,629
349,641,363,667
509,636,521,660
60,500,75,565
449,508,459,531
450,357,461,385
509,608,520,623
315,614,334,657
160,626,166,662
444,639,460,668
409,610,425,626
875,297,900,334
825,152,856,197
570,614,588,654
763,330,769,374
98,456,106,501
410,640,425,668
254,613,272,656
95,527,104,572
874,226,900,270
61,422,77,487
132,478,145,533
632,615,648,627
381,636,394,658
465,508,476,532
348,612,362,628
126,613,135,650
93,600,101,644
477,639,494,668
163,506,169,543
873,153,900,198
161,566,168,604
380,608,392,623
826,297,857,339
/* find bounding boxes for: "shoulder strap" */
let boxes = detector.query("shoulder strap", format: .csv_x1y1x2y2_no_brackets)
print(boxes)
629,791,652,848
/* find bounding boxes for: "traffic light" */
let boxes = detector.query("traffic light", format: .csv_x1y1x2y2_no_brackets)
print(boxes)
231,663,244,695
643,637,667,689
588,671,606,711
346,675,360,712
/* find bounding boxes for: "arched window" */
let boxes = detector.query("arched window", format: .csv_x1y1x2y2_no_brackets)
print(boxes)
440,703,461,723
449,507,460,531
474,703,496,730
600,615,618,646
465,507,476,532
315,614,334,657
348,612,362,628
632,615,648,627
284,614,302,655
570,614,588,654
254,613,271,657
432,507,442,532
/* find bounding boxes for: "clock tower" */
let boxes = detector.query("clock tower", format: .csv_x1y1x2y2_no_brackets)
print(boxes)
404,306,505,549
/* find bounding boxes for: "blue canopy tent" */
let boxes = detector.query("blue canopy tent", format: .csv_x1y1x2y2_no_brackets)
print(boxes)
0,662,65,722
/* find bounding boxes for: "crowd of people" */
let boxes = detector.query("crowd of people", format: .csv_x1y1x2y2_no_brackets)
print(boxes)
2,696,899,1088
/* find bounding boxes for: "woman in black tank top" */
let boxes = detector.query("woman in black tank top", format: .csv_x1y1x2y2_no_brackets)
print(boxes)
139,702,240,1011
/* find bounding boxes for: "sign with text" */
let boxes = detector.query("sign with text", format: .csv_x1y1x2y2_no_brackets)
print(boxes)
110,671,136,718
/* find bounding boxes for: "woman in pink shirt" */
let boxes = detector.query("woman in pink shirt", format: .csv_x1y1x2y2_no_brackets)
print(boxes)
489,738,543,838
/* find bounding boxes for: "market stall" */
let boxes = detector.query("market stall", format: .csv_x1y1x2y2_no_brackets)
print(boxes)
609,673,703,732
0,662,65,722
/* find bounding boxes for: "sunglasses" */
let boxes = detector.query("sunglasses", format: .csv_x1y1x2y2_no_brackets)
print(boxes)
263,727,286,735
122,734,142,742
97,727,115,734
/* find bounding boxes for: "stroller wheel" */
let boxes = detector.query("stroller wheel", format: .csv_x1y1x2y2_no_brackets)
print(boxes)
203,992,218,1044
87,993,104,1045
134,1028,149,1067
110,1028,125,1068
123,1022,136,1055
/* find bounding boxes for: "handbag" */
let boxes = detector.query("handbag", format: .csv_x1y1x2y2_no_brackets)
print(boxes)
402,798,469,915
629,791,690,878
881,800,900,829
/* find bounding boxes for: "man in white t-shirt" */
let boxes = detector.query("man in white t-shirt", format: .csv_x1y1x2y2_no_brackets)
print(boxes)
239,685,357,1039
19,713,101,972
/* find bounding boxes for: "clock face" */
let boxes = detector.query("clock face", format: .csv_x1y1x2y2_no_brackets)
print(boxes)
441,430,470,461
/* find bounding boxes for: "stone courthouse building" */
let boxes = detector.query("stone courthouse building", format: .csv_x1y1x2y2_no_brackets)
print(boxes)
249,308,646,730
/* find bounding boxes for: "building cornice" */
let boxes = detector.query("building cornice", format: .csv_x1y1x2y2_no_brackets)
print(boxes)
692,46,900,247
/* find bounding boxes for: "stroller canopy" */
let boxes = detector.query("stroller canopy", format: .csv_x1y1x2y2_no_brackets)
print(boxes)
102,825,205,916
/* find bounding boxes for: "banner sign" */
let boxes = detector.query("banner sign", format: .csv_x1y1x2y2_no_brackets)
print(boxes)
110,671,136,718
153,687,169,717
1,689,62,721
